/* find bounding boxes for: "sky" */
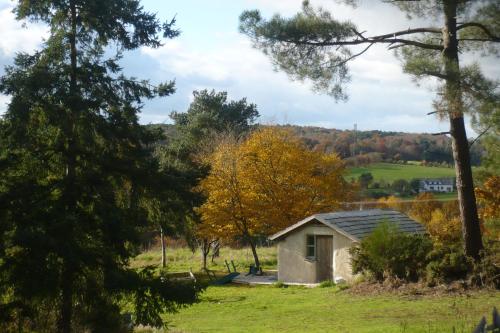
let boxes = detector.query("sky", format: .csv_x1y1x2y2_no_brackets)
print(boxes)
0,0,498,135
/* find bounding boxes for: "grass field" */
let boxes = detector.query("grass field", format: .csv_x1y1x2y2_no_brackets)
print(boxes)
131,246,277,273
157,285,499,333
347,162,455,183
132,248,499,333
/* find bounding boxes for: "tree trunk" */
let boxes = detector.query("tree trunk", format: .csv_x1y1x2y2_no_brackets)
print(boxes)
160,226,166,268
200,239,210,270
247,236,260,269
58,265,73,333
58,2,78,332
211,240,220,263
443,0,483,259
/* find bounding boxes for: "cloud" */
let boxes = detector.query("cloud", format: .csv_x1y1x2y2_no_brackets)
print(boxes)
0,4,47,56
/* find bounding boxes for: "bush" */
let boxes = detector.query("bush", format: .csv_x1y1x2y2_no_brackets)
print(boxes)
425,244,470,285
319,280,336,288
350,223,432,282
471,241,500,289
273,281,287,288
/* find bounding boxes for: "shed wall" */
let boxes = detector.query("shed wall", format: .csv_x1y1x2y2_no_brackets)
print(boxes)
277,223,355,284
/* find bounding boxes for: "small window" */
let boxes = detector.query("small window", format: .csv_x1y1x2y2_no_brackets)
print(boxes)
306,235,316,258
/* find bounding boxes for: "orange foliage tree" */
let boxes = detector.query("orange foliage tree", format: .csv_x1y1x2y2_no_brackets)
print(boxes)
476,176,500,240
409,193,462,245
197,128,352,268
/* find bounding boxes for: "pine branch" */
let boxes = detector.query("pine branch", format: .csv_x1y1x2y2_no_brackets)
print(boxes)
280,27,443,50
457,22,500,41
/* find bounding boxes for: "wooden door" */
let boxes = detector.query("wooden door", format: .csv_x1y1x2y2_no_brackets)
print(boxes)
316,236,333,282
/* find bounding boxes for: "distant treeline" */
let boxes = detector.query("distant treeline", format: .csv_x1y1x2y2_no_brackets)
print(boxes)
278,125,483,166
148,124,483,166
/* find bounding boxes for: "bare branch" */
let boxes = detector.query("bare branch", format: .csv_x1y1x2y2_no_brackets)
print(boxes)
469,125,492,147
458,38,500,43
457,22,500,41
370,27,442,40
416,70,448,80
283,37,443,50
337,43,374,66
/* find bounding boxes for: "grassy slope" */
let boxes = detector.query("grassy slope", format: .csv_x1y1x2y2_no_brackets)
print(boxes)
131,247,277,273
163,285,499,333
347,163,456,183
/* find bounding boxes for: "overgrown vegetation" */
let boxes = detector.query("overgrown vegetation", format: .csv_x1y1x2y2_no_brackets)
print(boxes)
350,223,500,288
350,223,432,282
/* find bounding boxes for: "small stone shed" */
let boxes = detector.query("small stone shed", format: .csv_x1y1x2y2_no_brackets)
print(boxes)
269,209,425,284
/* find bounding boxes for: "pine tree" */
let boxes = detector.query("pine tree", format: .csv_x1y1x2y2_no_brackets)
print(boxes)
0,1,199,332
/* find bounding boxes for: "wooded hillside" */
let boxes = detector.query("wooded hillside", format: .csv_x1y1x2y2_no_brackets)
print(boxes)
150,123,483,165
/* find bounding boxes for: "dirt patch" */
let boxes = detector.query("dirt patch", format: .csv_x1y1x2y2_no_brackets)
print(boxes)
347,279,495,298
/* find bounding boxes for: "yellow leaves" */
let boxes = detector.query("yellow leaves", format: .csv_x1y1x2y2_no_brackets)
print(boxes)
427,204,462,244
197,127,353,239
476,176,500,221
406,193,461,244
408,192,441,225
475,176,500,240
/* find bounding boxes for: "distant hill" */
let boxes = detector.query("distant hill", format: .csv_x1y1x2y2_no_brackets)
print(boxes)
275,125,483,166
147,123,483,166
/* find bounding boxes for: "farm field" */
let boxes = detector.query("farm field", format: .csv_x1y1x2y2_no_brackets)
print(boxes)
347,162,455,183
156,285,499,333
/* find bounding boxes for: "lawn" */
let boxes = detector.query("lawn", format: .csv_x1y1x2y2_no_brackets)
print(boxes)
347,162,455,183
132,249,499,333
131,246,277,273
157,285,499,333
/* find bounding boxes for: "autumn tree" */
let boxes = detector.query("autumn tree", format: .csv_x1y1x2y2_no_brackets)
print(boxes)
197,128,352,268
157,89,259,269
0,1,199,332
239,0,500,259
409,193,442,225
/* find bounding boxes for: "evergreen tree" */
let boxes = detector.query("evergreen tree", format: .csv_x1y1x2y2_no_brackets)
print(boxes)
0,1,199,332
239,0,500,259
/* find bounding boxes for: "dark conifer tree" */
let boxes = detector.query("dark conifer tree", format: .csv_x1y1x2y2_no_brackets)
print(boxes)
0,1,199,332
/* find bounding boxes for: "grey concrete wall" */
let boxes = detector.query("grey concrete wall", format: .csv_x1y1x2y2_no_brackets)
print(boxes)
333,233,356,282
276,222,356,284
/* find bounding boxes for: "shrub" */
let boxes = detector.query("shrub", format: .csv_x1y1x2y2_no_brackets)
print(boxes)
273,281,287,288
319,280,336,288
471,241,500,289
425,244,470,285
350,223,432,282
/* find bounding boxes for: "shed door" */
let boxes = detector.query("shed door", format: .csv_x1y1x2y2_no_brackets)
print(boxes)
316,235,333,282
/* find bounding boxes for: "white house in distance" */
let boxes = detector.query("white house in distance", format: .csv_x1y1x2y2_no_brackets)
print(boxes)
419,178,455,193
269,209,425,284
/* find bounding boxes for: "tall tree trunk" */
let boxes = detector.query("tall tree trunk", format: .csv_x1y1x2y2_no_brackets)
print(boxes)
443,0,483,259
160,226,166,268
59,2,78,332
58,265,73,333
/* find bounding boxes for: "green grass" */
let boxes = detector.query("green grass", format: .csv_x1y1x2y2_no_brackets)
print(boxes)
158,285,499,333
347,162,455,183
131,246,277,273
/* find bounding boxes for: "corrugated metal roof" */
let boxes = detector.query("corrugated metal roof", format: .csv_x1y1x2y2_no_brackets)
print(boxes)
269,209,425,241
